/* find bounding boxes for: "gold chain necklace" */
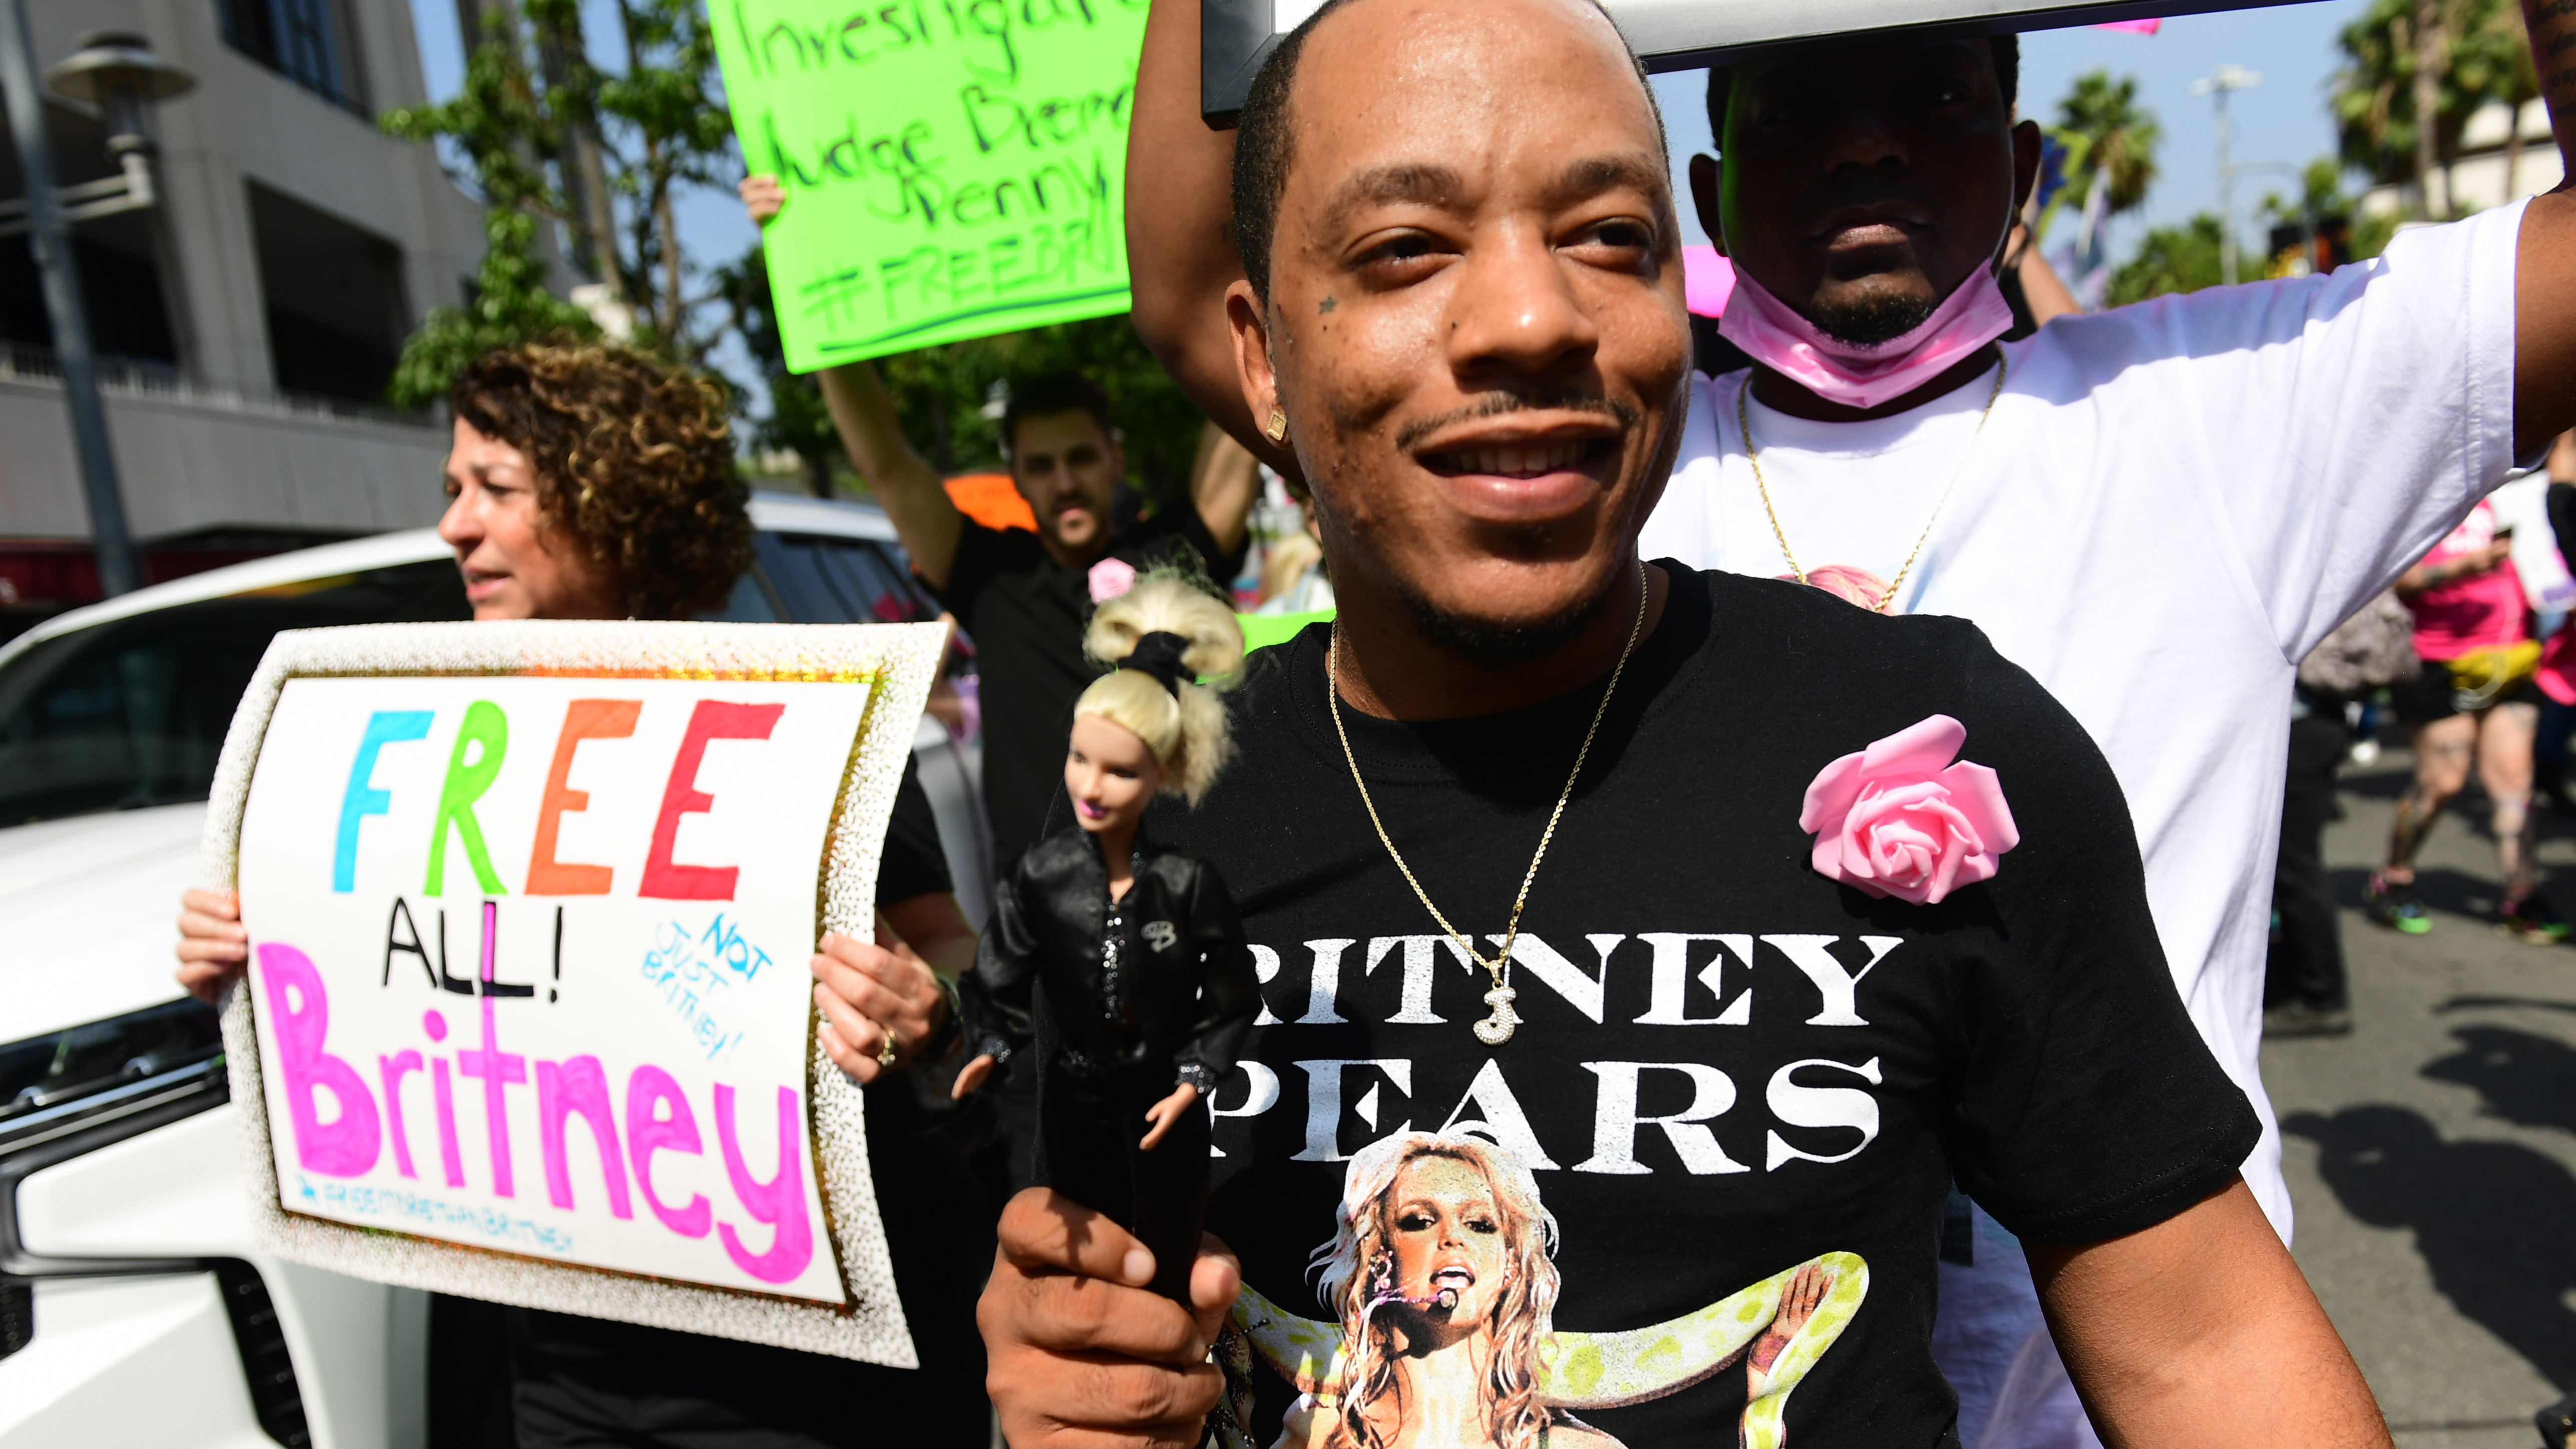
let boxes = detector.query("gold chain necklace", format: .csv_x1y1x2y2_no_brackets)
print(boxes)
1739,356,2008,615
1327,561,1649,1046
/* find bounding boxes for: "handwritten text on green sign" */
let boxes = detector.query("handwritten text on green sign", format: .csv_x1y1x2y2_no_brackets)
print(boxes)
715,0,1146,368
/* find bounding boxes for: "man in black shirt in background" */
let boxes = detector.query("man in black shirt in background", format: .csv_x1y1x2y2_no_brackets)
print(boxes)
918,373,1252,869
744,172,1259,874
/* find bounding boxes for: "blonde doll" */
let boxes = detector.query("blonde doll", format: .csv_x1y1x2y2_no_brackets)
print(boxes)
955,575,1259,1301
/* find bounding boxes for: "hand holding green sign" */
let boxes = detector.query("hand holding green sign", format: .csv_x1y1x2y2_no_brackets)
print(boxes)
716,0,1148,370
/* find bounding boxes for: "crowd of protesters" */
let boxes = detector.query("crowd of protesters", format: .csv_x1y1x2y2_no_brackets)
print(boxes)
162,0,2576,1440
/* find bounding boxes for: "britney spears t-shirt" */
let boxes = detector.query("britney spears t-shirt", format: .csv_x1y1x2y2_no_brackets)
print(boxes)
1138,567,2257,1448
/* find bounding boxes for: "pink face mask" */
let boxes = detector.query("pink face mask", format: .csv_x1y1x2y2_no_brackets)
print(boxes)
1717,266,2014,411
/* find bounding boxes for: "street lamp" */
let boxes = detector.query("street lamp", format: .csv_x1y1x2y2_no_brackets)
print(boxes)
0,19,195,599
42,32,194,215
2190,64,2262,286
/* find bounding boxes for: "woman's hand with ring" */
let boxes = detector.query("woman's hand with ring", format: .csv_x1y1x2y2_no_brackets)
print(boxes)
811,925,948,1084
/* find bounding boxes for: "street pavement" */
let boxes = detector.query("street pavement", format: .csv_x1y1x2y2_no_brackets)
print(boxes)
2267,747,2576,1449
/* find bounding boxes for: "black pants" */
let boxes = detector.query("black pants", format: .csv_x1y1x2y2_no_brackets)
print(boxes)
1037,1065,1209,1304
2268,709,2351,1011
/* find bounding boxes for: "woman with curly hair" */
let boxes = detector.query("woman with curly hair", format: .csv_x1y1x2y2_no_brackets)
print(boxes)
437,339,755,620
179,340,765,1000
177,342,991,1447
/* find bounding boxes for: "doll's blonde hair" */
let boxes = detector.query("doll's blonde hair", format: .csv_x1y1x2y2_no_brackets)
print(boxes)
1076,573,1242,805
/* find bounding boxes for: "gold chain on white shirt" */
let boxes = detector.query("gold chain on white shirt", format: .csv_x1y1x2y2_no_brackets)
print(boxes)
1739,357,2009,615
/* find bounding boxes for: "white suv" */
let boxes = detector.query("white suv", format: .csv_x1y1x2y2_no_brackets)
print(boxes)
0,495,986,1448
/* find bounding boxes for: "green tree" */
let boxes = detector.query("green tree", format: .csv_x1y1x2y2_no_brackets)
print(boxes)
2253,160,2369,276
2450,0,2541,196
2052,70,2162,222
387,209,597,411
2258,158,2353,228
714,245,844,497
2109,213,2228,305
2333,0,2440,198
2333,0,2535,215
381,0,737,405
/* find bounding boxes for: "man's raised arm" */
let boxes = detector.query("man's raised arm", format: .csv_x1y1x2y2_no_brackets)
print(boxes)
2517,0,2576,456
2035,1179,2390,1448
740,176,967,590
1126,0,1298,474
812,362,966,589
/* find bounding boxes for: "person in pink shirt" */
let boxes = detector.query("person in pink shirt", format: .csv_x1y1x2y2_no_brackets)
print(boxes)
2370,498,2563,940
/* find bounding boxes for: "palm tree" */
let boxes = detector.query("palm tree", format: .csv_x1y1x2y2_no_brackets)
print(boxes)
2053,70,2161,219
2333,0,2533,216
2451,0,2541,196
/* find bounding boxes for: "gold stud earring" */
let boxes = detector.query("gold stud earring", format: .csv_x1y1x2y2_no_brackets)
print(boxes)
1262,407,1288,442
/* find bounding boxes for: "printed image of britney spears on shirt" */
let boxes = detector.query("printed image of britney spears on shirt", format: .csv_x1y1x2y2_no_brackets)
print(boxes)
1221,1130,1865,1449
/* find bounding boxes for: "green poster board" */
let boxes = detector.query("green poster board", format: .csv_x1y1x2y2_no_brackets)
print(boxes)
713,0,1148,370
1237,608,1331,656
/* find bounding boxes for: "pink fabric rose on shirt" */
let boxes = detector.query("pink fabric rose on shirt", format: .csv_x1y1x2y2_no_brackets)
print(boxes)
1799,714,2019,904
1087,556,1136,604
1781,564,1892,610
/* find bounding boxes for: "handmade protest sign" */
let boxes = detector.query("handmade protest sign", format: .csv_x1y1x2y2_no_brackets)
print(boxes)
716,0,1148,370
203,619,946,1365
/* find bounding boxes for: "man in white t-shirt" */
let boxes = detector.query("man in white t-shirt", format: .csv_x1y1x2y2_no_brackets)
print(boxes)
1119,2,2576,1442
1635,37,2564,1449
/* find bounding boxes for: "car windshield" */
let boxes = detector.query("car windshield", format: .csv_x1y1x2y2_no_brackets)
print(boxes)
0,560,468,827
755,532,937,624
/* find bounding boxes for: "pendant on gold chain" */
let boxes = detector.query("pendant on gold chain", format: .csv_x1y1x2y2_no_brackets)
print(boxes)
1329,561,1649,1049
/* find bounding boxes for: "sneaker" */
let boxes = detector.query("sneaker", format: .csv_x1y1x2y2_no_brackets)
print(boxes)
2263,1002,2354,1038
2366,873,2431,934
2499,893,2572,944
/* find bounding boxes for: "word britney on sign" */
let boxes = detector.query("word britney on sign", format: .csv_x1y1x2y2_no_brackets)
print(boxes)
210,620,945,1365
712,0,1147,367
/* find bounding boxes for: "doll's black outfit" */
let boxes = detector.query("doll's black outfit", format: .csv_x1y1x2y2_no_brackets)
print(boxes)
961,827,1259,1300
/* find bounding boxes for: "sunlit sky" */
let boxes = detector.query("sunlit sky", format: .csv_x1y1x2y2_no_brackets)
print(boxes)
409,0,2377,388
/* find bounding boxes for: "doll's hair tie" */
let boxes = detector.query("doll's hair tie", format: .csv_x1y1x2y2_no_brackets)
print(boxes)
1118,631,1191,697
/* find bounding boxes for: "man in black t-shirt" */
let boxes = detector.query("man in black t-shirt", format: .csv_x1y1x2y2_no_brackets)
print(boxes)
1151,573,2266,1447
921,1,2392,1445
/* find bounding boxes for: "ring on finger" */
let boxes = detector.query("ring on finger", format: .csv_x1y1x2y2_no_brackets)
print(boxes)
874,1020,900,1068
